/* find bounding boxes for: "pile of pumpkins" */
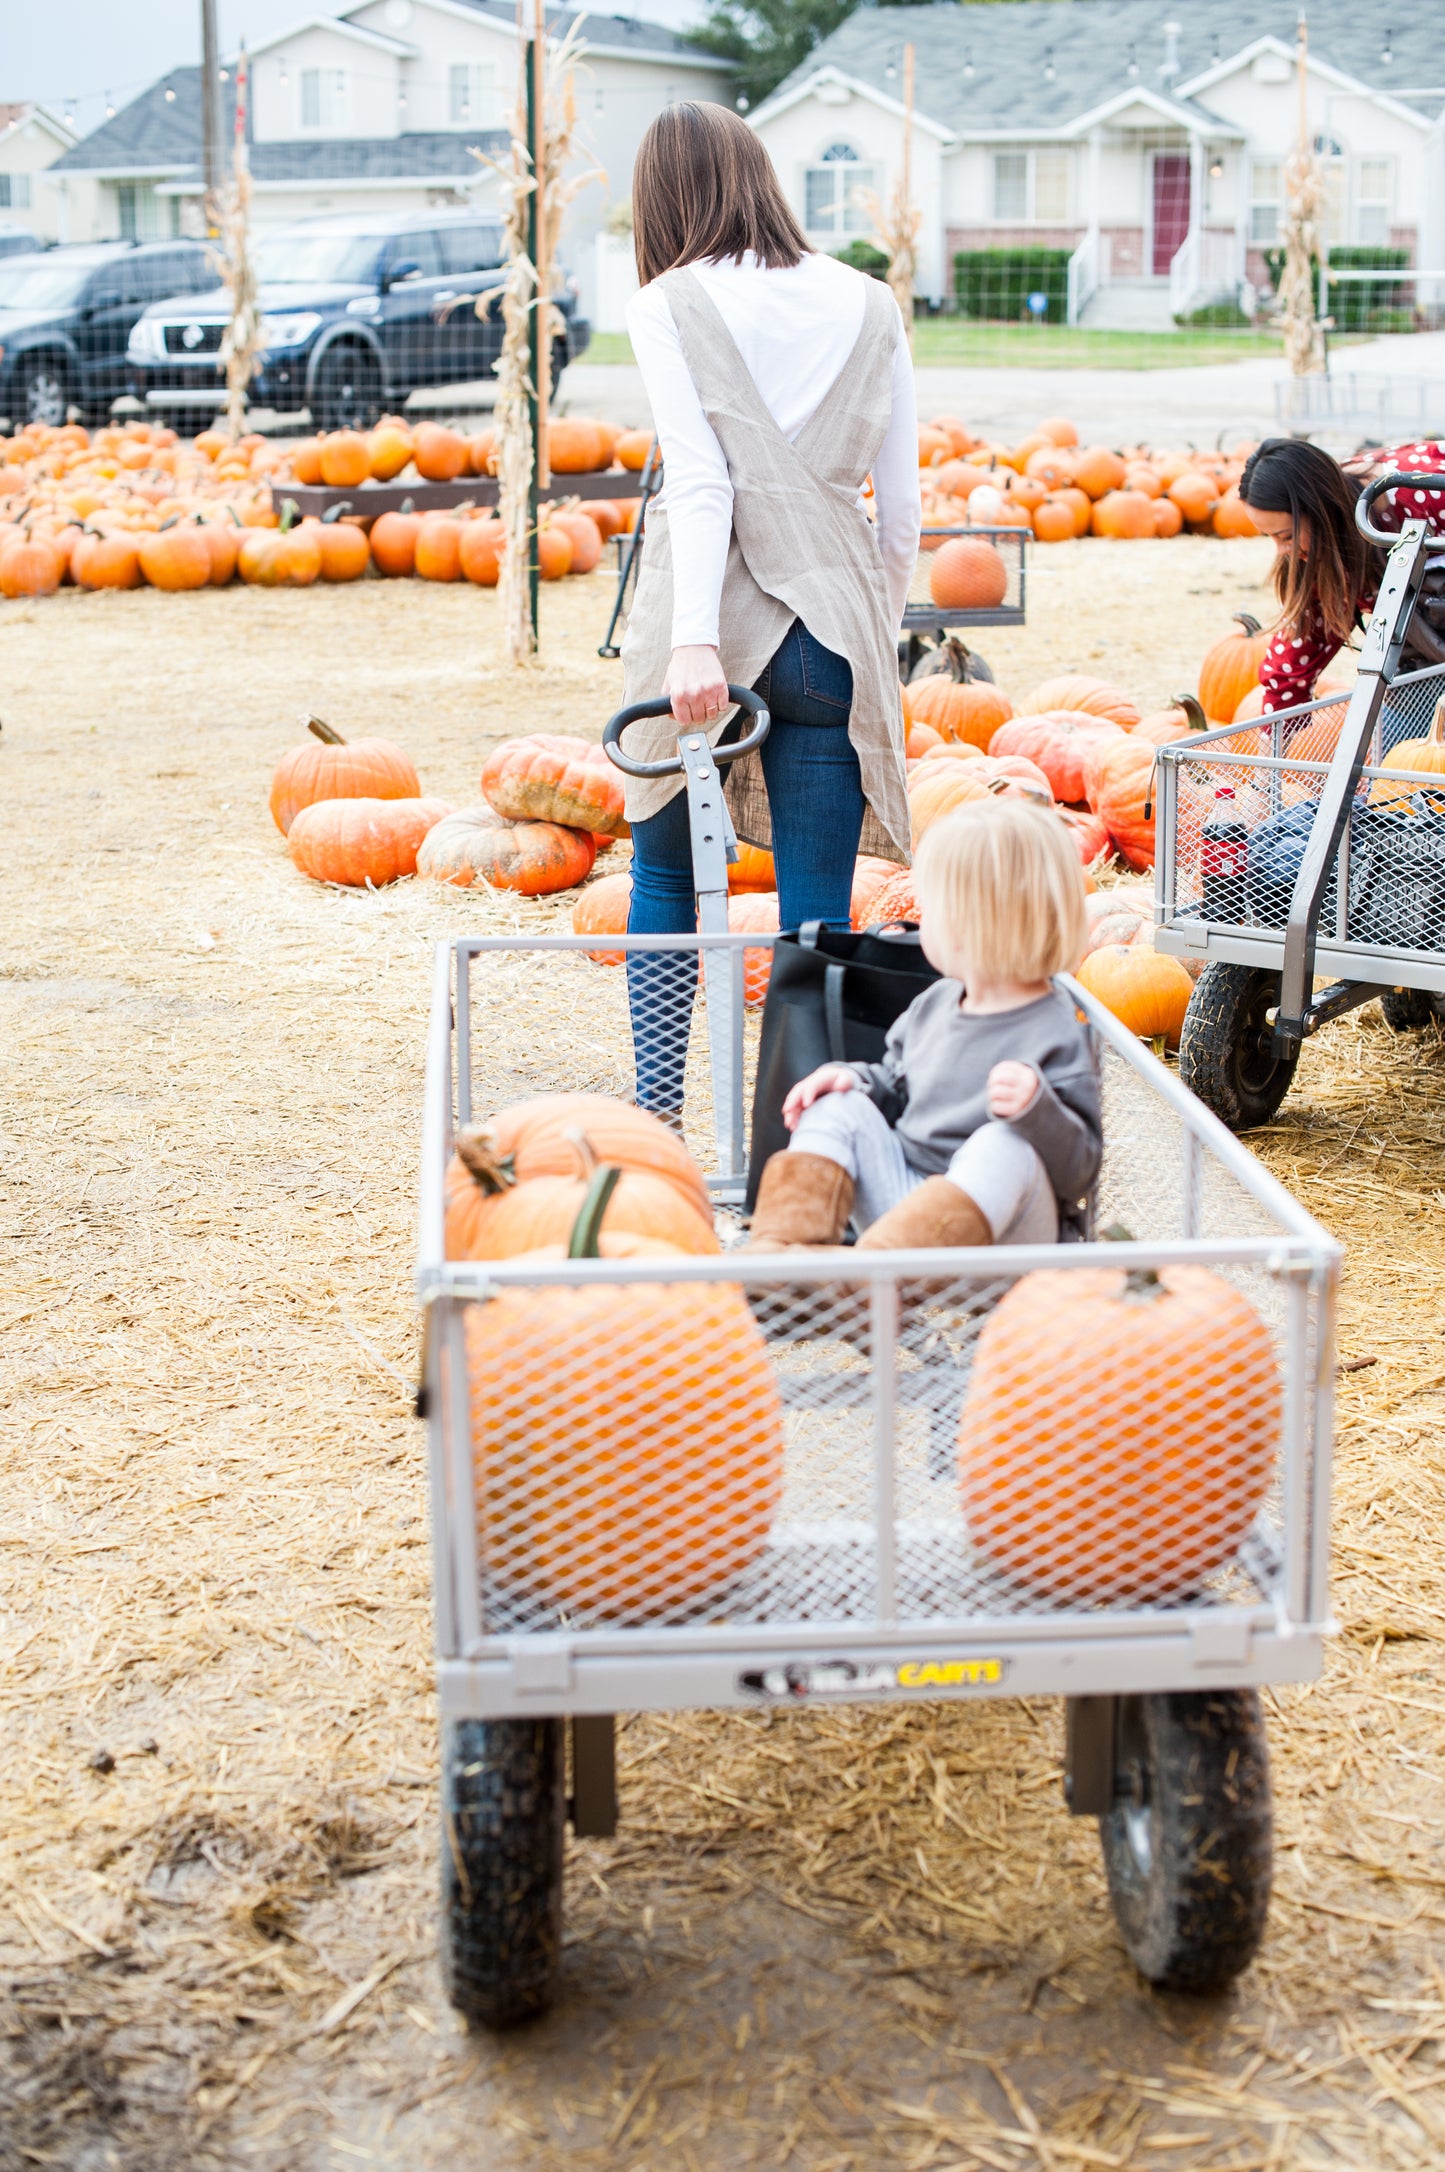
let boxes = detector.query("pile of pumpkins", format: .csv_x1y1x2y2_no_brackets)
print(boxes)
276,411,650,487
268,718,631,892
0,415,641,596
917,413,1262,547
443,1091,1277,1619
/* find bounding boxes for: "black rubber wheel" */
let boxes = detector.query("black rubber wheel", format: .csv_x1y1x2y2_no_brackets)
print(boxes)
18,353,72,428
440,1717,565,2028
311,343,384,432
1100,1689,1272,1993
1178,963,1298,1131
1380,987,1439,1031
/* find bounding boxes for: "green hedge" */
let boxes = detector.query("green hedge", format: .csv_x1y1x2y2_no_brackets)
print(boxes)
953,248,1071,322
833,239,890,281
1264,246,1411,331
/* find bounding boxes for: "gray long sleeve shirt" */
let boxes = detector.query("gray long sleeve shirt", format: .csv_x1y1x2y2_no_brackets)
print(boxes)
849,981,1103,1228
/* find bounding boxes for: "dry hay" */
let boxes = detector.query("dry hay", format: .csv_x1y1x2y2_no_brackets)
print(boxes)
2,540,1444,2171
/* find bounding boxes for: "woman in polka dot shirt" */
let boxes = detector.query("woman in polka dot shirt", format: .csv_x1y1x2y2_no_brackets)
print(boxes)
1239,437,1445,743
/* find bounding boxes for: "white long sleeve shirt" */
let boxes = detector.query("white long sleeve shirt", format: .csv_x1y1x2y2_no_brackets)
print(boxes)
626,252,921,652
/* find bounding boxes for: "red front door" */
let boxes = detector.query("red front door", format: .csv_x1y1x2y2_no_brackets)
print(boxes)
1152,154,1192,276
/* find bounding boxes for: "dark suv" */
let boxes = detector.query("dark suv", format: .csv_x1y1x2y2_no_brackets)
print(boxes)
127,212,591,433
0,241,215,427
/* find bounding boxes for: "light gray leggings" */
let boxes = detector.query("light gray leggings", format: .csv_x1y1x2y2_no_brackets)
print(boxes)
789,1086,1058,1243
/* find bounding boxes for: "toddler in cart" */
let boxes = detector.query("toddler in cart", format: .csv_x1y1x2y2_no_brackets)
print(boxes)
748,800,1103,1251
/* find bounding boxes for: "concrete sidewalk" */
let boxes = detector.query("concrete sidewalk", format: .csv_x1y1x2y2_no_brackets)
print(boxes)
561,328,1445,446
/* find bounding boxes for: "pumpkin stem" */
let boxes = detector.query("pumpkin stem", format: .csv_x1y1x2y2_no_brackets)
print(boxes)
307,715,346,745
1234,612,1262,638
567,1165,622,1258
1099,1220,1163,1296
454,1128,517,1194
1150,1033,1168,1059
939,635,974,683
564,1126,600,1180
399,495,415,517
321,501,351,525
1175,694,1208,732
278,498,299,534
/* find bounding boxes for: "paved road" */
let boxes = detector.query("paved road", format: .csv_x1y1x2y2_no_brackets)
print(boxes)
562,328,1445,447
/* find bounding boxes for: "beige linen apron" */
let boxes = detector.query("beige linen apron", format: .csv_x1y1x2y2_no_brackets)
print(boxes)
619,266,911,863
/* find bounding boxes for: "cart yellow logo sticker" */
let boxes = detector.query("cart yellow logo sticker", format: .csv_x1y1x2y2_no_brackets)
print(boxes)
739,1656,1006,1700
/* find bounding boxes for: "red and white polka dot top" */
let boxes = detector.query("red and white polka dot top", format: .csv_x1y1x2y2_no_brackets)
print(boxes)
1258,441,1445,713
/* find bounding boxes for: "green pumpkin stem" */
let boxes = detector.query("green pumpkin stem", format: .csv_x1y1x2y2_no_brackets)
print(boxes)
454,1129,516,1194
307,715,346,745
1100,1218,1162,1296
278,497,299,533
568,1165,622,1258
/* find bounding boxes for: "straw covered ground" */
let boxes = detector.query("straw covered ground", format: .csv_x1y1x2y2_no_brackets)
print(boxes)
4,538,1445,2172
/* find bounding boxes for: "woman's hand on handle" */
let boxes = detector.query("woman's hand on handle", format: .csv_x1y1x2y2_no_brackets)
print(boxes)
663,644,730,727
782,1065,858,1131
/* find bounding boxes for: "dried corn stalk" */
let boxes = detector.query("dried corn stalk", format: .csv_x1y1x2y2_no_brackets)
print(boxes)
1279,18,1326,390
211,46,264,442
472,9,602,665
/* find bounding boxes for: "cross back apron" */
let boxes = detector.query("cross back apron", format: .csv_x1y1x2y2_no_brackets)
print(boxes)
619,265,911,863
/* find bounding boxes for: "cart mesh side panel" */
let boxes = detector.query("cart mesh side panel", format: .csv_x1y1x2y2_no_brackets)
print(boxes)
903,526,1026,630
1158,666,1445,965
423,936,1335,1688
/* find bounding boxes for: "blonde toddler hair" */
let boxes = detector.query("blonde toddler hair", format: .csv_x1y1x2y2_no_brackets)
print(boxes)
913,801,1087,983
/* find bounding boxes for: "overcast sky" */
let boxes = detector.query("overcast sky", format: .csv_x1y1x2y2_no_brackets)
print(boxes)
2,2,347,135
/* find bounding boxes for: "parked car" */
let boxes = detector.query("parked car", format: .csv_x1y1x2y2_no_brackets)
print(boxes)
126,211,591,433
0,241,216,428
0,230,43,261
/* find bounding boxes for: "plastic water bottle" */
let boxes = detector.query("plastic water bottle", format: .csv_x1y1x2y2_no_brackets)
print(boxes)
1200,785,1248,922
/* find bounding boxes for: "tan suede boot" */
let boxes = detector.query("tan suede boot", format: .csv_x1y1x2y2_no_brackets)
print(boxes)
747,1151,855,1249
855,1177,992,1251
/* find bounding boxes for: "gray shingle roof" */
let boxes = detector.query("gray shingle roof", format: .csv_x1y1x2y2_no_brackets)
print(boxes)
760,0,1443,136
456,0,731,61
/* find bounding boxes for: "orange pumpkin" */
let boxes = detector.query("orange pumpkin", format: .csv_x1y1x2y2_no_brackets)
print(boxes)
728,891,780,1004
1037,414,1078,447
1368,703,1445,807
464,1178,785,1625
445,1126,717,1260
368,422,413,481
1151,497,1185,537
1168,470,1221,525
138,523,212,590
1072,446,1128,500
615,429,654,471
287,795,452,886
905,718,945,761
850,855,900,928
369,508,421,577
907,673,1013,751
467,428,497,477
1199,614,1270,724
1133,693,1210,747
572,870,633,963
481,734,629,839
200,520,240,585
1032,497,1077,544
416,807,595,894
483,1094,711,1221
1090,489,1156,540
0,534,64,596
317,431,371,488
728,842,776,893
268,717,420,836
990,711,1125,805
909,753,1051,842
1082,735,1157,870
547,417,607,473
1075,941,1191,1046
311,513,371,582
1019,676,1140,731
1058,806,1110,869
289,438,324,485
412,423,468,482
868,866,922,924
927,536,1008,610
958,1260,1278,1603
536,525,572,579
71,531,141,590
1212,492,1259,539
414,512,466,582
459,516,505,585
547,507,603,573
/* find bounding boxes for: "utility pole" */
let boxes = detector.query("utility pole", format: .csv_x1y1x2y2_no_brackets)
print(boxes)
200,0,222,231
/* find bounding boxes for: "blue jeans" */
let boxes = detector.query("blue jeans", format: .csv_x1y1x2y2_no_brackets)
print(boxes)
627,621,866,1111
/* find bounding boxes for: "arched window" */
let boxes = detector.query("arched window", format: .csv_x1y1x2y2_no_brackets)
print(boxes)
805,141,876,235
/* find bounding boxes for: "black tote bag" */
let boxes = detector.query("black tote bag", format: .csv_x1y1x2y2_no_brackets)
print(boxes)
746,920,939,1212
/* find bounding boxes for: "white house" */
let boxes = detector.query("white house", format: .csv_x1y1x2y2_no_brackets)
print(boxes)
0,103,78,243
749,1,1445,329
45,1,733,318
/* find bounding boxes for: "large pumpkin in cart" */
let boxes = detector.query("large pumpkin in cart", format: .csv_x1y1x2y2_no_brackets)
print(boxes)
465,1169,785,1623
958,1259,1279,1604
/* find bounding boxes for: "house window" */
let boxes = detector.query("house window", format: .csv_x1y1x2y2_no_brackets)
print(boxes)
449,62,501,128
992,151,1069,224
300,68,347,131
1356,158,1392,246
1249,160,1282,245
804,143,875,235
0,173,32,209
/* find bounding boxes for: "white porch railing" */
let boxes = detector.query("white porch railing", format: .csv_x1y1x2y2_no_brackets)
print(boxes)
1170,227,1244,319
1066,229,1100,326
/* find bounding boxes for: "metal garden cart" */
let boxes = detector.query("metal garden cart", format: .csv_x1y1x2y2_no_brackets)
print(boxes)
416,701,1338,2031
1154,471,1445,1129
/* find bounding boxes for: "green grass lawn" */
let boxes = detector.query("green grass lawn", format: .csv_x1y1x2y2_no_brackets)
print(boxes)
910,321,1288,370
581,323,1290,372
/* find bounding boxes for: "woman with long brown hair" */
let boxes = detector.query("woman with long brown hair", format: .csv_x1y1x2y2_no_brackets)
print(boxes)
1239,435,1445,736
618,100,920,1122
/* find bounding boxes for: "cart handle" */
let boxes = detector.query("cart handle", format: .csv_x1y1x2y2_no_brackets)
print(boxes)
1355,471,1445,547
602,687,770,778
